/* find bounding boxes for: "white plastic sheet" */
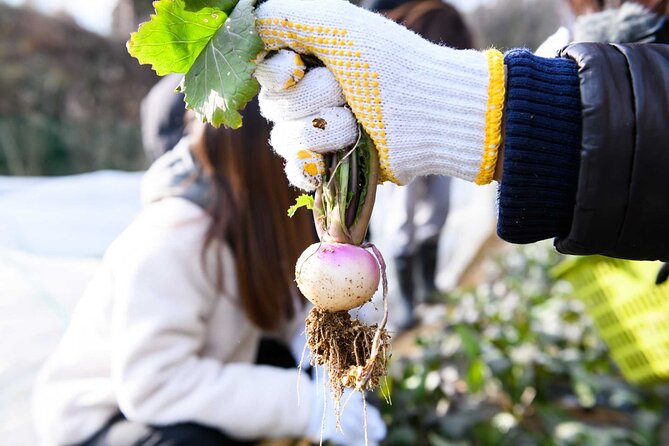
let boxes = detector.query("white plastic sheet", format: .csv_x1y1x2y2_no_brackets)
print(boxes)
0,170,143,444
0,171,144,257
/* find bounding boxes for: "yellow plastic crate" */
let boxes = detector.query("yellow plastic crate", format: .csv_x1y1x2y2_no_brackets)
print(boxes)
553,256,669,385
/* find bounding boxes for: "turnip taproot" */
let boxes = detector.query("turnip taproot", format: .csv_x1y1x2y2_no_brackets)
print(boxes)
296,242,380,312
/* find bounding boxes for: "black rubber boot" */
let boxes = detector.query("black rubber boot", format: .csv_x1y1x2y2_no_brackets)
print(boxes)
417,240,440,304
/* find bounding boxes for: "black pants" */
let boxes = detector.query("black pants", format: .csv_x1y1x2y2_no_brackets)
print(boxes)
79,338,297,446
80,413,248,446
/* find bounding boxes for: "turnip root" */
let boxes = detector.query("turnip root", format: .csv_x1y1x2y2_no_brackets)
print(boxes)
293,128,391,433
296,242,380,312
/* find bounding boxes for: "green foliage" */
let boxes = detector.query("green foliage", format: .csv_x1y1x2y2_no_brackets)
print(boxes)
0,116,147,176
1,3,155,175
185,0,239,12
179,0,262,128
128,0,263,129
287,194,314,218
378,242,669,445
128,0,231,76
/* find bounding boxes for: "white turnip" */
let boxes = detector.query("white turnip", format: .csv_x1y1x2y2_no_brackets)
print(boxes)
296,242,380,312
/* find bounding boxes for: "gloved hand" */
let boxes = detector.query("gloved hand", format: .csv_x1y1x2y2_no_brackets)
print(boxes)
254,0,505,189
304,374,386,446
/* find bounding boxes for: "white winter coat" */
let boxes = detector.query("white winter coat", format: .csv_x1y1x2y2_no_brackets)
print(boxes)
33,176,313,445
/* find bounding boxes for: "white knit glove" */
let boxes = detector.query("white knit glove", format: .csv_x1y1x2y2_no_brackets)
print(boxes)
305,375,386,446
254,0,505,189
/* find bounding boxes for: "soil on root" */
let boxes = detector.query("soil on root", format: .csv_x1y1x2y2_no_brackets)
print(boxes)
305,307,391,418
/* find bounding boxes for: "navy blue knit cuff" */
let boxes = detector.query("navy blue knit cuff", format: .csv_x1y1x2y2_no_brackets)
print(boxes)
497,49,582,244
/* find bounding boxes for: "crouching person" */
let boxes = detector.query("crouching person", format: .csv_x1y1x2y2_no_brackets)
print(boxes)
32,100,386,446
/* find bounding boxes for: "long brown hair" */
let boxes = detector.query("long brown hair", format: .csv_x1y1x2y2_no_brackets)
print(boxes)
191,99,315,331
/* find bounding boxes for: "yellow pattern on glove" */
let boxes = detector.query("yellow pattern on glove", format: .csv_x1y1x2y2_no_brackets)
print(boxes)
288,149,326,191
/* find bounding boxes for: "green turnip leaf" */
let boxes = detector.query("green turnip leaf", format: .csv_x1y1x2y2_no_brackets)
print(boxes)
127,0,234,76
128,0,262,128
178,0,263,128
288,194,315,218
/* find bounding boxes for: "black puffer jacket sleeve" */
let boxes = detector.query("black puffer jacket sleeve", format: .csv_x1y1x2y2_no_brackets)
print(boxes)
556,43,669,261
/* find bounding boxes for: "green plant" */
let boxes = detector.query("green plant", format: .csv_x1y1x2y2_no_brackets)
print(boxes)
378,242,669,446
0,116,146,175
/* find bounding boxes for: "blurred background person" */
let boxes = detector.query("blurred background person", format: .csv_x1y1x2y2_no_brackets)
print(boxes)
366,0,477,330
139,73,186,163
537,0,669,56
31,100,385,446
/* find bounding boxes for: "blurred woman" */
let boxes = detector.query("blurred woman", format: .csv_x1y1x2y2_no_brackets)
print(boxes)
32,99,384,446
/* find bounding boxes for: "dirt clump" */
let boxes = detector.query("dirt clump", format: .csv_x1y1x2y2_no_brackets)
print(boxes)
305,307,390,420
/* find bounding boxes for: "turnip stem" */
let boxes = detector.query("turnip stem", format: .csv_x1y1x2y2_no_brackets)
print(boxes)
345,145,359,229
348,130,379,245
318,127,375,245
325,129,361,193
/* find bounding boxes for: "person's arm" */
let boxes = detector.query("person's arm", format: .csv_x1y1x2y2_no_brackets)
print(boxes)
253,0,669,260
255,0,503,187
108,201,313,440
554,42,669,260
502,42,669,260
254,0,581,243
496,50,582,244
